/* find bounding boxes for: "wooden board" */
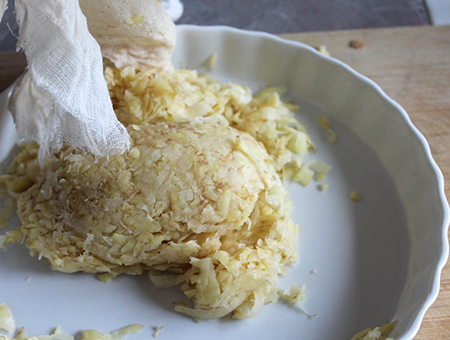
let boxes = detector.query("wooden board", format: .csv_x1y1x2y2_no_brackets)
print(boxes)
0,25,449,339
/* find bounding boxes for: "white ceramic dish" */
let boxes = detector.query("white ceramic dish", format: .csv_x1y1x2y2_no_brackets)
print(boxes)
0,25,448,340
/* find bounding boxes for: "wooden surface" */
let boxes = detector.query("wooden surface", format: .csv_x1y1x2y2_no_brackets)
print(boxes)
0,25,449,339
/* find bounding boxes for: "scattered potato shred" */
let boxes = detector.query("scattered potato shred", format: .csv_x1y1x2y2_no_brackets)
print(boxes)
0,303,14,334
81,324,144,340
97,273,113,283
0,309,142,340
350,321,397,340
318,183,329,191
317,45,331,57
350,191,361,202
318,115,338,144
206,54,217,71
278,284,307,305
152,326,164,339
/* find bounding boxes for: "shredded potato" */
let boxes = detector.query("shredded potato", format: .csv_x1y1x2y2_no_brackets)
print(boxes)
317,45,331,57
350,191,361,202
350,322,397,340
15,327,26,340
205,54,217,71
0,310,142,340
318,115,337,144
97,273,113,283
0,303,14,334
318,183,329,191
152,326,164,338
0,67,327,320
105,67,315,175
279,284,307,304
0,322,73,340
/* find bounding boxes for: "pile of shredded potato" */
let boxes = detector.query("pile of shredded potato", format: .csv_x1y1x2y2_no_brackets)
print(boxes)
0,67,327,320
106,67,320,175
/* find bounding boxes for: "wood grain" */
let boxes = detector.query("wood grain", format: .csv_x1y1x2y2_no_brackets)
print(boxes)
0,25,449,339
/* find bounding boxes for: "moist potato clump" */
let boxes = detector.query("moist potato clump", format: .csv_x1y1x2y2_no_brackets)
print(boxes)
2,118,276,275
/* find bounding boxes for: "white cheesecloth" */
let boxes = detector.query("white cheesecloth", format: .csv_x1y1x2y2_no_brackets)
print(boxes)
8,0,131,165
79,0,176,71
0,0,6,21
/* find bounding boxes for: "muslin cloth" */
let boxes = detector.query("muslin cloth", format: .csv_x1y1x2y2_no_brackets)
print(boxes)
79,0,176,71
3,0,176,165
0,0,6,21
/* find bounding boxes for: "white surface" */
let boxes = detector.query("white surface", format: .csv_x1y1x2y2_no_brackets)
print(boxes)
162,0,184,22
425,0,450,25
0,25,448,340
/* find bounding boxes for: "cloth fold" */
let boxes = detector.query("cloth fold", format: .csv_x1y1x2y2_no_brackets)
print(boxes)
9,0,131,165
2,0,177,165
79,0,176,71
0,0,7,21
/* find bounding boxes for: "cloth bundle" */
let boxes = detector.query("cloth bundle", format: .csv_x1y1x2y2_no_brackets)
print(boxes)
0,0,176,164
